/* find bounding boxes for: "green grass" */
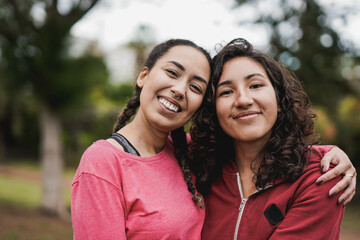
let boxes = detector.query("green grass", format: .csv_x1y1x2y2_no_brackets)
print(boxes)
0,175,71,210
0,175,42,209
0,160,72,209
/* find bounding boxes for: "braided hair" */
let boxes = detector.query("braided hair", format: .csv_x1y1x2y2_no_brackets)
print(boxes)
113,39,211,208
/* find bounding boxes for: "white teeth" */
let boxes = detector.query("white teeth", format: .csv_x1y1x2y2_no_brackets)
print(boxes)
159,98,179,112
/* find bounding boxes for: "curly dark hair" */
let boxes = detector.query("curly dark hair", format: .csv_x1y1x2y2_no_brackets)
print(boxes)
189,38,318,196
113,39,212,208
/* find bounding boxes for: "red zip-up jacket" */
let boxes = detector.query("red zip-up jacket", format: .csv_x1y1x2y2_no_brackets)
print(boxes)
202,145,344,240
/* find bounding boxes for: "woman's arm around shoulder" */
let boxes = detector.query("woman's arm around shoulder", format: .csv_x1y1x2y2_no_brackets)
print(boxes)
268,156,345,240
312,145,357,205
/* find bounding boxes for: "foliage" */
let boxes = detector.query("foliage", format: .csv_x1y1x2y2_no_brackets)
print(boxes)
0,0,105,158
313,106,336,142
335,96,360,171
0,0,101,111
0,0,102,215
234,0,360,109
63,81,135,167
105,82,135,105
126,24,156,76
234,0,360,197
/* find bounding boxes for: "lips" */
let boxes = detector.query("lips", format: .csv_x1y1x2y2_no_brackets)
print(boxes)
233,111,259,119
158,97,182,112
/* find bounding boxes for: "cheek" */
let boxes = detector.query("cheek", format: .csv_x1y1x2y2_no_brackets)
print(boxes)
215,100,222,120
215,102,228,127
267,95,279,123
189,94,205,112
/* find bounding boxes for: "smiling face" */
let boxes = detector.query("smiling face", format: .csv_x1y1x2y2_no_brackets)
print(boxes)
137,45,210,133
215,57,278,145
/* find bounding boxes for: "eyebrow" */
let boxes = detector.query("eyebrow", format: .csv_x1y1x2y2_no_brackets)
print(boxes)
217,80,232,88
194,76,208,85
168,61,185,71
245,73,266,80
167,60,208,85
217,73,266,88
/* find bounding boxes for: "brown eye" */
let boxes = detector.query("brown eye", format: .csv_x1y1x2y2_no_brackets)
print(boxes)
218,89,233,96
250,83,263,89
166,69,178,78
190,84,203,94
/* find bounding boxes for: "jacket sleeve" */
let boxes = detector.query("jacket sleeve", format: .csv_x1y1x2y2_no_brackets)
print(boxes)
71,173,127,240
311,145,336,157
268,168,344,239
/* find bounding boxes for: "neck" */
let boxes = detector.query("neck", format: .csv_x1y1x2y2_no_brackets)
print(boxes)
233,140,265,172
118,112,169,157
233,138,267,198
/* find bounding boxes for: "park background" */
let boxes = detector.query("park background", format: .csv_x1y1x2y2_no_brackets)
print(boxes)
0,0,359,239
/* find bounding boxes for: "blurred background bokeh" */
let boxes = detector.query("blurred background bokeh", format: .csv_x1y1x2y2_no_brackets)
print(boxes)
0,0,359,239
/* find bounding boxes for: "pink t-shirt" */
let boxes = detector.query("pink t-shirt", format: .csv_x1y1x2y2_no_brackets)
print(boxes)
71,139,204,240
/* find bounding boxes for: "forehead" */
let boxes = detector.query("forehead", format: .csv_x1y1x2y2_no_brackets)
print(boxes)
156,45,210,80
220,57,266,79
158,45,208,65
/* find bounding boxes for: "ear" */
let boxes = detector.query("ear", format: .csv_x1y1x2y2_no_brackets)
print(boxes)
137,67,149,88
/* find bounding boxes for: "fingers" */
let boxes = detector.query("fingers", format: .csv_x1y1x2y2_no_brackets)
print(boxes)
328,175,352,201
316,164,346,184
320,148,336,172
343,190,356,206
318,147,352,183
327,171,357,206
342,171,357,206
317,146,356,206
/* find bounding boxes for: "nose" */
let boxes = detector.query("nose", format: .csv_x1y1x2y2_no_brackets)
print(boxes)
170,79,187,100
234,90,254,108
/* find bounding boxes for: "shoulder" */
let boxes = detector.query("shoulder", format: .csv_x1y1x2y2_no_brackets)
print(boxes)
306,145,336,160
290,147,341,199
73,140,128,186
303,145,337,174
80,140,121,169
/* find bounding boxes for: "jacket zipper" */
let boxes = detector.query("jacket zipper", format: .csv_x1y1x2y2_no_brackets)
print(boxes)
233,173,274,240
234,173,247,240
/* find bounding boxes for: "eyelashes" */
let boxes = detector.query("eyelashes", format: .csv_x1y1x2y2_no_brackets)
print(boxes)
218,89,233,96
190,84,203,94
165,69,205,94
217,82,265,97
166,69,178,78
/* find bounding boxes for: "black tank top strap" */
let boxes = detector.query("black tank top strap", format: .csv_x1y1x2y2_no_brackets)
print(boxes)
109,133,141,156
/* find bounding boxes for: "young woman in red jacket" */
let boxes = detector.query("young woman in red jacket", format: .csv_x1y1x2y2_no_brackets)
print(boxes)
190,38,356,240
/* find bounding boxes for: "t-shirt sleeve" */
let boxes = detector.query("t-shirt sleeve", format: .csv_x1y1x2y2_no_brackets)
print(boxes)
71,142,127,240
71,173,126,240
268,168,344,239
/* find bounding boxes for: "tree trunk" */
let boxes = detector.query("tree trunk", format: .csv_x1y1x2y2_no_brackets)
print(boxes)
39,103,67,218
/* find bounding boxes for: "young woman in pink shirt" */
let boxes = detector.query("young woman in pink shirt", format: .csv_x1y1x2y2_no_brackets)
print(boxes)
71,38,355,239
190,38,355,239
72,39,211,239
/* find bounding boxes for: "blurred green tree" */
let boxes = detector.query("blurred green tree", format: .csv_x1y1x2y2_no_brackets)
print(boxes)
235,0,360,198
336,96,360,173
126,24,156,79
0,0,102,217
234,0,360,109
